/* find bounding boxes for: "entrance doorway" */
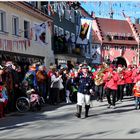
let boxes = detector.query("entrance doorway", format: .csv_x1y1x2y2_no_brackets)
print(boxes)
112,57,127,67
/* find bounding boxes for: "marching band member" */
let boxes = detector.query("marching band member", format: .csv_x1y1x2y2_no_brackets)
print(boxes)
103,67,119,109
116,64,125,102
132,64,140,84
93,64,106,102
124,65,133,96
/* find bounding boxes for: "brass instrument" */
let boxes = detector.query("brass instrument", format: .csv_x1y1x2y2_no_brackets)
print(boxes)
94,63,108,86
107,71,113,81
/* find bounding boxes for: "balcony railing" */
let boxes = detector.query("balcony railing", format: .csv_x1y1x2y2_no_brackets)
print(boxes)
54,45,83,56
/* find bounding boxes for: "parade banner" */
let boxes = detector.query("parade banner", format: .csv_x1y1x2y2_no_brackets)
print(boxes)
32,22,48,46
91,45,101,64
76,18,92,45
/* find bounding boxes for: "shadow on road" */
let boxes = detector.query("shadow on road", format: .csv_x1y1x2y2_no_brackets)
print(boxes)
88,104,135,118
128,128,140,134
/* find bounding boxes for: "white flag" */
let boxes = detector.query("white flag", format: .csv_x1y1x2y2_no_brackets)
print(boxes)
32,22,48,46
76,18,92,45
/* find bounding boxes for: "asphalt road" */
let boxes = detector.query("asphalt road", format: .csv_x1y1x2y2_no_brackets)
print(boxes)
0,96,139,139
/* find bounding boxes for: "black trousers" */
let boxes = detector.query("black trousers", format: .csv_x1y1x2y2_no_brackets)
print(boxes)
117,84,125,101
105,88,117,106
49,88,59,105
95,84,104,101
125,83,133,96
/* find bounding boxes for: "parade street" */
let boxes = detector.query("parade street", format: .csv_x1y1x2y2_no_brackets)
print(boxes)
0,96,139,139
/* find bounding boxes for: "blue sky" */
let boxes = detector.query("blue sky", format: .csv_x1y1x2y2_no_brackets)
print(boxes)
81,1,140,23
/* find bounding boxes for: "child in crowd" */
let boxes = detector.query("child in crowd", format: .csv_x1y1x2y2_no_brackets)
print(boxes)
133,80,140,109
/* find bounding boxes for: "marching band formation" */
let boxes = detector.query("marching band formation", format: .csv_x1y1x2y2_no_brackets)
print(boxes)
74,62,140,119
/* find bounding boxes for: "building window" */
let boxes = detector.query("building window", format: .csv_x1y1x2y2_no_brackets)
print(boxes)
65,4,70,20
75,11,81,25
121,46,126,50
0,10,6,32
24,20,30,39
104,45,110,50
12,16,19,36
128,36,134,40
114,46,119,50
71,33,75,43
119,36,126,40
54,25,58,35
28,1,38,8
94,45,97,49
58,27,64,36
33,23,38,41
70,8,75,23
88,44,90,54
65,30,70,40
113,36,118,40
85,45,87,53
131,46,137,50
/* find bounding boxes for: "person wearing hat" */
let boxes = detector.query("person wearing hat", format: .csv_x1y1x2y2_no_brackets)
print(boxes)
75,63,94,118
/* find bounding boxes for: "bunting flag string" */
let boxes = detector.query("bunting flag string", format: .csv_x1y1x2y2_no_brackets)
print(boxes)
0,38,30,51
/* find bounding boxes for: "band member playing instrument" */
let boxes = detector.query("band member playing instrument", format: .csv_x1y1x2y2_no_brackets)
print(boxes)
93,63,107,102
124,65,133,96
103,67,119,109
116,64,125,102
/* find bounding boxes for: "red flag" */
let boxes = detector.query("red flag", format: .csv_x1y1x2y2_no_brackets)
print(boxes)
48,2,51,16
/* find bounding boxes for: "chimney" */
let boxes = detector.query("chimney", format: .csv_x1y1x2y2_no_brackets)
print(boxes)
135,18,139,24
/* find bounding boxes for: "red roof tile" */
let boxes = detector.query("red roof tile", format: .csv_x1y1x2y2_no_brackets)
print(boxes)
92,30,101,44
94,17,137,45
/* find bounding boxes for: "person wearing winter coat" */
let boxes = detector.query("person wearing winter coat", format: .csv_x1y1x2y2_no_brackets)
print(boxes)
49,69,62,105
36,65,48,100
